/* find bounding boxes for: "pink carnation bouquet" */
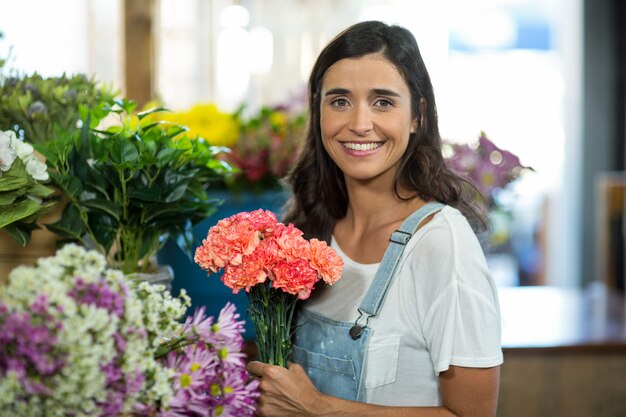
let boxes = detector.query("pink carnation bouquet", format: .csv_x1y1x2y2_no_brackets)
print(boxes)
194,209,343,367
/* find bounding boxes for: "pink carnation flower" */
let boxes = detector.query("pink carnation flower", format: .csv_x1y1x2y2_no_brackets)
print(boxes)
274,223,311,261
271,258,319,300
195,209,344,298
194,209,278,273
309,239,343,285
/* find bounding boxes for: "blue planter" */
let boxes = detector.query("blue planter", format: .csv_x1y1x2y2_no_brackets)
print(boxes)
158,189,290,340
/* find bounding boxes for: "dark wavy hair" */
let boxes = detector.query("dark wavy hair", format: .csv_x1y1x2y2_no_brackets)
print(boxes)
283,21,486,242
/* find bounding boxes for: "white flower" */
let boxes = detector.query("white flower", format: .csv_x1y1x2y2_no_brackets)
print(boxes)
0,129,49,181
0,130,18,172
11,137,34,160
24,156,49,181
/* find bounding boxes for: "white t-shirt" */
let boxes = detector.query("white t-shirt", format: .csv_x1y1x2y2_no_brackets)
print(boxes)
303,206,503,406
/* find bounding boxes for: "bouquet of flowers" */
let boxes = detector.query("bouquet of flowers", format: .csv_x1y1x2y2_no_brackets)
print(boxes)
445,132,531,206
0,244,259,417
194,209,343,367
0,129,54,245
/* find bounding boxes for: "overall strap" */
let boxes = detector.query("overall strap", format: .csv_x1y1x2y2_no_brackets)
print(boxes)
357,201,444,319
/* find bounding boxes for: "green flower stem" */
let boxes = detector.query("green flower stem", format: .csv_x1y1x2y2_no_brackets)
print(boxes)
247,281,298,367
154,335,197,360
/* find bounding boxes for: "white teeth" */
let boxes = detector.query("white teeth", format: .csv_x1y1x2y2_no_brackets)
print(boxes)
342,142,382,151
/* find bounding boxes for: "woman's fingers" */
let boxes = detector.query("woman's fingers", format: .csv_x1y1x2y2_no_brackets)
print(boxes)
247,360,268,377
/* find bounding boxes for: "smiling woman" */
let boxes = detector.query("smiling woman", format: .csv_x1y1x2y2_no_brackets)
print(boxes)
248,21,502,417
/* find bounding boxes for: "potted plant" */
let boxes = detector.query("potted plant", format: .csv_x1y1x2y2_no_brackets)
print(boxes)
36,99,232,275
0,38,119,276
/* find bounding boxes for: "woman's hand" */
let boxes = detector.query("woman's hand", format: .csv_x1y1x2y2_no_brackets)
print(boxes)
247,361,327,417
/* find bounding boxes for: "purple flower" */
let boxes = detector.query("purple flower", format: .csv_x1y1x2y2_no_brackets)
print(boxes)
68,277,125,316
445,132,530,203
159,304,259,417
0,298,66,395
181,306,215,341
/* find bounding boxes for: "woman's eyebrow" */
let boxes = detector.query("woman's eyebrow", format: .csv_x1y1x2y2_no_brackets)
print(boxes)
324,87,402,97
372,88,401,97
325,88,350,96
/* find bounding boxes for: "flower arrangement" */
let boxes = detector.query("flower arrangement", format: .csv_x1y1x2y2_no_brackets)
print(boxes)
0,129,55,244
223,105,307,192
164,97,307,193
194,209,343,367
444,132,531,206
35,99,231,274
0,244,259,417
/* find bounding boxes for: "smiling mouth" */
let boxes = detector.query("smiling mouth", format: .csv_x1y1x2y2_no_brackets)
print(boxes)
341,142,384,151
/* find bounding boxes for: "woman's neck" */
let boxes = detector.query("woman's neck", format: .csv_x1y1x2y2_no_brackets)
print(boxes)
333,178,427,263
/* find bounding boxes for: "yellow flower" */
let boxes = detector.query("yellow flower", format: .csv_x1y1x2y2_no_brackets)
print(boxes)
181,103,241,147
269,111,287,129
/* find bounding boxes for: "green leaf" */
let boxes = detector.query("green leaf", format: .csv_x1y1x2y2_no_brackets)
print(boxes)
0,199,43,228
20,201,55,223
164,182,191,203
114,98,137,114
1,223,37,246
0,189,26,205
164,169,196,186
81,198,121,220
173,221,195,260
25,183,55,198
138,227,160,259
129,188,161,202
0,163,30,193
156,148,180,165
207,158,235,175
143,204,182,223
111,140,139,166
89,213,117,252
137,106,171,120
45,203,86,240
51,172,82,198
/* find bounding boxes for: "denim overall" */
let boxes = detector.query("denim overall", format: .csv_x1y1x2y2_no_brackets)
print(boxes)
292,202,444,402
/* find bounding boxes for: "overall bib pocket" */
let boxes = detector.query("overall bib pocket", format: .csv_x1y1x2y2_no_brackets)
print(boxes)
364,334,401,389
292,344,358,400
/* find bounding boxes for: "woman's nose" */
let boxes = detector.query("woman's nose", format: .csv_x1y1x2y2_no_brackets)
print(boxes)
348,105,373,136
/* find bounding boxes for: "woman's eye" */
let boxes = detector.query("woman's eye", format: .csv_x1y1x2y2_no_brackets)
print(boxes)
375,99,393,108
331,98,349,107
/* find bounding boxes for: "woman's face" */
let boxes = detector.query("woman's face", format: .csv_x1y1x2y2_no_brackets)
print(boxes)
320,53,416,186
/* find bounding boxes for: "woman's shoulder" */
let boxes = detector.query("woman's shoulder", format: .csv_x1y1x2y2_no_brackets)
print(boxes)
403,205,486,274
400,205,494,304
411,205,478,248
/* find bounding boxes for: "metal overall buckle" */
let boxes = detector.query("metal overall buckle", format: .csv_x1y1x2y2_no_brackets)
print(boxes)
349,309,372,340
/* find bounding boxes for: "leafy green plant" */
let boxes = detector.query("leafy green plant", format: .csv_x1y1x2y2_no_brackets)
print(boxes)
0,67,117,144
0,130,55,245
37,99,232,274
